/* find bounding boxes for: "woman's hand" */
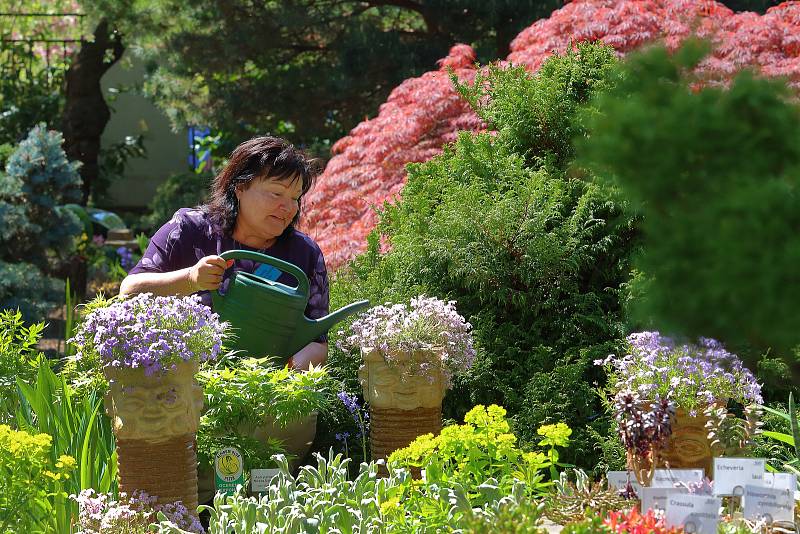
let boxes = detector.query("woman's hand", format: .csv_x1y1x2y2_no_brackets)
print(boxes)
288,342,328,371
188,256,233,292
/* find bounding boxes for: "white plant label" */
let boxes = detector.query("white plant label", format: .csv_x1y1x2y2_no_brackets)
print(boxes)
713,458,765,496
762,472,796,491
651,468,705,488
665,494,722,534
640,487,688,513
606,471,643,497
250,468,281,493
742,484,795,524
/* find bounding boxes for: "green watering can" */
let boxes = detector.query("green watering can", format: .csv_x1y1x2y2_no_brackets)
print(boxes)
211,250,369,361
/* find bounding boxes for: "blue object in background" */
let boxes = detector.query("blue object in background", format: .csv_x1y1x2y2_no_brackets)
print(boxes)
188,126,212,172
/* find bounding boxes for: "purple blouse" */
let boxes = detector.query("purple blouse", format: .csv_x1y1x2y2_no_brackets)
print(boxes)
129,208,330,342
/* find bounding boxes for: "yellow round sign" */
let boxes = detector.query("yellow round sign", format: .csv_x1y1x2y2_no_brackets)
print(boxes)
214,447,244,489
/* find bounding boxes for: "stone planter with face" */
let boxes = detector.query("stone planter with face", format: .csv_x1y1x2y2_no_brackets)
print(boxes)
359,347,447,469
104,360,204,514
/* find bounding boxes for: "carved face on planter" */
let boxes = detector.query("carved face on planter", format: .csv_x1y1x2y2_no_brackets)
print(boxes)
104,361,204,441
660,409,713,473
358,348,447,410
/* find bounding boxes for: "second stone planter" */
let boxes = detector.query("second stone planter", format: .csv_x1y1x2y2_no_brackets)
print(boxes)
359,347,446,469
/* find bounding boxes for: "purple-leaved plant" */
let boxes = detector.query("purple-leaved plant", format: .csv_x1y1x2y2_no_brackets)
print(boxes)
613,389,676,485
597,331,762,415
71,293,227,376
338,295,476,387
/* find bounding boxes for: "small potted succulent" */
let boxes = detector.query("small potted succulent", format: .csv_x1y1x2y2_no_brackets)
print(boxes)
72,293,227,514
339,295,476,465
598,332,762,483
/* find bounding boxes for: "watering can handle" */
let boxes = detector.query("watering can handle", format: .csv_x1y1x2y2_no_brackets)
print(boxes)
219,249,310,298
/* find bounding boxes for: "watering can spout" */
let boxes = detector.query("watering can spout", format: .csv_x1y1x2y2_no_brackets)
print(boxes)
303,299,370,344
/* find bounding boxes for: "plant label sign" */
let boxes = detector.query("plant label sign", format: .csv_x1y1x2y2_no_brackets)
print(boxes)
640,487,688,513
713,458,765,496
762,472,796,491
606,471,643,497
665,494,721,534
651,469,705,488
742,484,795,524
250,468,281,494
215,447,244,496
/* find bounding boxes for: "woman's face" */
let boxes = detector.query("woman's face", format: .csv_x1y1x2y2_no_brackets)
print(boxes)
236,175,302,242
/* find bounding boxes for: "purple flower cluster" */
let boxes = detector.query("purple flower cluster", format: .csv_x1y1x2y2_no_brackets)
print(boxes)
71,293,227,376
116,246,135,272
613,389,676,456
72,489,204,533
338,295,476,386
597,331,762,413
337,390,370,459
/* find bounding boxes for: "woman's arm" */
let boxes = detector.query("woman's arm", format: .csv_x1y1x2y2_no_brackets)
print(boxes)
289,341,328,370
120,256,231,297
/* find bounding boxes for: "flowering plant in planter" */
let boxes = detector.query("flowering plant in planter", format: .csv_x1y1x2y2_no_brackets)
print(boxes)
71,293,228,514
597,332,762,415
340,295,476,466
598,332,763,478
339,295,476,386
72,293,227,376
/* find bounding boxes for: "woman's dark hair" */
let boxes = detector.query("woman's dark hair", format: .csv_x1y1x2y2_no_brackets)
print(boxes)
205,136,320,236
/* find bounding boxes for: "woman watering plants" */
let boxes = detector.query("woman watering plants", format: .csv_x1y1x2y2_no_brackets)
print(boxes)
120,136,328,371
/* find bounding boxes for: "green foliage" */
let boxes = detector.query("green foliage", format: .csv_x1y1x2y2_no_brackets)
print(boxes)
197,359,334,470
579,41,800,375
388,405,565,503
760,393,800,483
560,515,611,534
456,498,547,534
153,451,397,533
153,449,549,534
0,309,43,424
15,356,118,527
454,43,619,169
0,424,76,534
142,171,212,233
0,123,83,322
0,40,64,151
87,1,562,144
331,43,634,467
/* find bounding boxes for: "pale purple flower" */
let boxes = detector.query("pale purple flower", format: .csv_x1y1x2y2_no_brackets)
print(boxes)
72,489,204,533
339,295,476,387
71,293,228,376
597,331,762,412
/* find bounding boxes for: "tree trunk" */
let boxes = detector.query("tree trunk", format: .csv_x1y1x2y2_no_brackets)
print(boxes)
62,19,125,204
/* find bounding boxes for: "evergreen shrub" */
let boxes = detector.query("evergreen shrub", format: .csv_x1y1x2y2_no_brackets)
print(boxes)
0,124,82,321
579,41,800,381
328,43,637,467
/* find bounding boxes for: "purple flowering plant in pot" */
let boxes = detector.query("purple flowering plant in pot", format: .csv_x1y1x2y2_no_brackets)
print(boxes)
337,295,476,467
71,293,227,515
597,331,763,483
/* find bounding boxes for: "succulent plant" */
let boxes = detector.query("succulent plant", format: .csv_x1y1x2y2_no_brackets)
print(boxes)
543,469,634,525
705,403,763,457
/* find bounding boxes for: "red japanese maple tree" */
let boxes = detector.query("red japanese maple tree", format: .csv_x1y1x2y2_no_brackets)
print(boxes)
302,0,800,270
